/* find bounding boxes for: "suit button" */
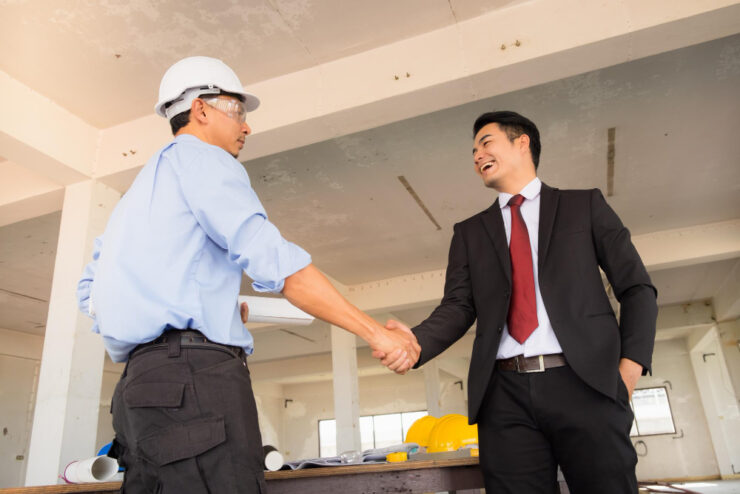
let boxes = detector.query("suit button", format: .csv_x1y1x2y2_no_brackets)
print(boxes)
497,327,503,333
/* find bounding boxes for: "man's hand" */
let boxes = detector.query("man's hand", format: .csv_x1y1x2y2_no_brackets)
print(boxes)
281,264,420,371
371,320,419,374
619,357,642,399
240,301,249,324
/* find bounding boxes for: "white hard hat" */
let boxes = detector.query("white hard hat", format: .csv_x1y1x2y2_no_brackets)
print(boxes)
154,56,260,119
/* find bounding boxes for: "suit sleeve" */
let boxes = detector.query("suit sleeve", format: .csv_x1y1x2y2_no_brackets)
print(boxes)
412,223,477,367
590,189,657,374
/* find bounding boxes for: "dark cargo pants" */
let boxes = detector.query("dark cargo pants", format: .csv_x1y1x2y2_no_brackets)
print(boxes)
110,332,266,494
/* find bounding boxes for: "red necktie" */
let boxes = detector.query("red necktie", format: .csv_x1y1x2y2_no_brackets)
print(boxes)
507,194,538,343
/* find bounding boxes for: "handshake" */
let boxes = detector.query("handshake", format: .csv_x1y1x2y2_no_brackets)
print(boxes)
241,262,422,376
369,319,421,375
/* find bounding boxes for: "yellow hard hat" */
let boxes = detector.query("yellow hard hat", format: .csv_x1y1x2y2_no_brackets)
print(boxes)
405,415,438,447
426,414,478,453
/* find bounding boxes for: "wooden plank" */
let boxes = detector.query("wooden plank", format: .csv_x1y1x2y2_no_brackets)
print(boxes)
0,458,572,494
0,482,119,494
265,462,483,494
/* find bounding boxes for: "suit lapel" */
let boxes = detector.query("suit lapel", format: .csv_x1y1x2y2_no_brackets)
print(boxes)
481,198,511,282
538,183,559,269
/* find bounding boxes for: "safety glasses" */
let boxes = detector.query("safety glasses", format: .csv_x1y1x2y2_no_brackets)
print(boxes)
202,96,247,124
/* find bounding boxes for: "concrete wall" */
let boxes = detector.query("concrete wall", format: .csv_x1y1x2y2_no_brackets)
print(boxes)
280,371,434,461
634,338,719,480
718,319,740,398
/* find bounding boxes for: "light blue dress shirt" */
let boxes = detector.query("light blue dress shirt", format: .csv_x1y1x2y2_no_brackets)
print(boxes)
77,134,311,362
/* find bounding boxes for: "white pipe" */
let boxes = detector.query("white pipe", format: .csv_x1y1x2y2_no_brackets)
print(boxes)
62,455,119,483
263,445,284,471
238,295,314,326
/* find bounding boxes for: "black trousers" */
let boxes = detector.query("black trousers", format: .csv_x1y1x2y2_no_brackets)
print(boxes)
477,364,637,494
110,333,266,494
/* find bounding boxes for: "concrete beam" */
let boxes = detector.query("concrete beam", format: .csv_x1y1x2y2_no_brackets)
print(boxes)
347,269,446,313
346,221,740,313
655,302,716,342
0,160,64,226
94,0,740,187
0,70,96,185
0,189,64,228
635,220,740,272
713,260,740,322
250,349,391,385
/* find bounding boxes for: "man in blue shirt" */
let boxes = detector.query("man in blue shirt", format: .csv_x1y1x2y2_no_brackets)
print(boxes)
77,56,419,494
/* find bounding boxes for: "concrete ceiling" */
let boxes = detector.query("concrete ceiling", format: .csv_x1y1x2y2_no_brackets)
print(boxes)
0,2,738,366
246,35,740,283
0,0,526,128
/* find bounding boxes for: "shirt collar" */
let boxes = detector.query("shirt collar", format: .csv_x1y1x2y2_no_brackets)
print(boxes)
498,177,542,209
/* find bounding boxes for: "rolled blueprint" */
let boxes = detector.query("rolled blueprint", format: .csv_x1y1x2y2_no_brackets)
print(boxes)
62,455,119,483
238,295,314,326
263,445,284,471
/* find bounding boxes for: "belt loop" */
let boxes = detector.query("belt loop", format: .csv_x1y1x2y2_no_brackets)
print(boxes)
167,333,181,358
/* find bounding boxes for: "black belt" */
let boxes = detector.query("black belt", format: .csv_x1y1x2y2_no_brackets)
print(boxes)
131,329,244,359
497,353,567,373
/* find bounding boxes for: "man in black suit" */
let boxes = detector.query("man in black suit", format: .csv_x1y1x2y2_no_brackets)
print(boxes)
377,111,657,493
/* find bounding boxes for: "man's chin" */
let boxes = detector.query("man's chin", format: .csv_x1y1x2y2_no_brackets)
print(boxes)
482,177,499,189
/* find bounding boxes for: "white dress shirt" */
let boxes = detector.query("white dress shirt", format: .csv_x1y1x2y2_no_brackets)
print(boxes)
496,177,563,359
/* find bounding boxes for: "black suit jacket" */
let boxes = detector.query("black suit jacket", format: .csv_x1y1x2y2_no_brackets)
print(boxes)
412,183,657,424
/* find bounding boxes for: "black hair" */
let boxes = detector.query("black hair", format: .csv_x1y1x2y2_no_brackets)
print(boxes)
473,111,541,169
169,110,191,135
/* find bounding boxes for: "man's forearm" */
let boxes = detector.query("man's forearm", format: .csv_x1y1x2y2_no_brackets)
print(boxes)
282,264,380,343
282,264,420,371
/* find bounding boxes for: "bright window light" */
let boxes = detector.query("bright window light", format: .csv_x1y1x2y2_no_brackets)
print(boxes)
319,410,428,457
629,387,676,436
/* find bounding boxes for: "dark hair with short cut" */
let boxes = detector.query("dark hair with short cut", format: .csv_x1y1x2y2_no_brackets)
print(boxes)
473,111,541,169
169,110,191,135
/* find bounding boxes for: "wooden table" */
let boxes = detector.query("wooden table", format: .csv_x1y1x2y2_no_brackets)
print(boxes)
0,458,483,494
1,457,575,493
265,457,484,494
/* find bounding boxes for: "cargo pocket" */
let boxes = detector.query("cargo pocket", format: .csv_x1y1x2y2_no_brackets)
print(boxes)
136,416,227,494
123,381,202,429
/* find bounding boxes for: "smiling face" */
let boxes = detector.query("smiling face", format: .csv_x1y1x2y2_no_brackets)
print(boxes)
472,123,535,194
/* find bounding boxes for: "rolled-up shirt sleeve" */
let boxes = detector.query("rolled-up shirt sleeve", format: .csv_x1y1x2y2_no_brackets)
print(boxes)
175,148,311,292
77,235,103,321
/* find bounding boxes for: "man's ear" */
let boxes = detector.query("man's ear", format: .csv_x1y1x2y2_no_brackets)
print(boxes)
191,98,208,124
518,133,530,154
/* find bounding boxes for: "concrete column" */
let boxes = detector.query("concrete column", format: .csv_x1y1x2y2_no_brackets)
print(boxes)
330,325,361,454
24,180,120,485
688,326,740,478
424,360,442,417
